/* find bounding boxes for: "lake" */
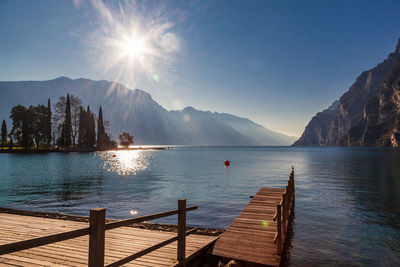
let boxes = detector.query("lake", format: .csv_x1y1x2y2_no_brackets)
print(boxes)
0,146,399,266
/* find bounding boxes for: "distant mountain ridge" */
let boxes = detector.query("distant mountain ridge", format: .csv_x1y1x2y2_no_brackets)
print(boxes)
294,38,400,146
0,77,296,146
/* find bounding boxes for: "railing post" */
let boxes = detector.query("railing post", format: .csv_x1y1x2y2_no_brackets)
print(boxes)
177,199,186,266
89,208,105,267
282,193,287,239
276,204,282,255
291,168,295,208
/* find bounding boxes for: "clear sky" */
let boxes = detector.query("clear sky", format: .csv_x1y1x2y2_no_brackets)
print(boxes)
1,0,400,136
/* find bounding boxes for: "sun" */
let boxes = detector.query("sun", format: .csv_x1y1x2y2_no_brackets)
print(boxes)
120,34,147,60
86,0,182,87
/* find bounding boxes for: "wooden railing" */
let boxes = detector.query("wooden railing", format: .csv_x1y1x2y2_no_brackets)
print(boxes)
0,199,197,267
273,167,295,255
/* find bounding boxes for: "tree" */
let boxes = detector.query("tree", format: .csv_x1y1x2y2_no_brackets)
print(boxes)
59,122,65,148
1,120,7,145
9,105,34,148
88,112,96,148
31,105,48,147
78,106,96,148
53,94,82,146
119,132,134,148
63,93,72,147
45,99,52,146
78,107,86,147
97,106,106,147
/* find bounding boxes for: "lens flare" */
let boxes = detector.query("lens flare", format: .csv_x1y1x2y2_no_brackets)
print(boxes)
84,0,182,90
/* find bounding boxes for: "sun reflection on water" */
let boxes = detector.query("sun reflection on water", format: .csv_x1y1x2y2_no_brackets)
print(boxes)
98,150,149,175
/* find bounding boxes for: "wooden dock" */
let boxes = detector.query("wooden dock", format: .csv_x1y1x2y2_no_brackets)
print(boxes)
0,200,217,266
212,168,295,266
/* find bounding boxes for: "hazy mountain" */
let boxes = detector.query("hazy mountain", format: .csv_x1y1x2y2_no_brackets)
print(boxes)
210,112,297,145
294,38,400,146
0,77,294,146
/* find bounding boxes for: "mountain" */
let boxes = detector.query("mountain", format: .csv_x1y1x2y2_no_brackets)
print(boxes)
294,38,400,146
0,77,294,146
355,58,400,146
210,112,297,145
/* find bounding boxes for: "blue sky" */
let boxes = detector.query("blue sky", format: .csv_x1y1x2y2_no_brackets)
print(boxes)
1,0,400,136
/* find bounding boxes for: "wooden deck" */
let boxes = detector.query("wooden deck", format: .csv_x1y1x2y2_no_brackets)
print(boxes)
0,213,216,266
212,188,284,266
212,169,295,267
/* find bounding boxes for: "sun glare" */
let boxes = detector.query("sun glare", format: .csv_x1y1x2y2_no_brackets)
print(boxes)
98,151,149,175
86,1,182,89
120,35,147,60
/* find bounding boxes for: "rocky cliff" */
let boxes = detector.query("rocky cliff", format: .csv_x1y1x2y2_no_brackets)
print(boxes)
356,58,400,146
294,39,400,146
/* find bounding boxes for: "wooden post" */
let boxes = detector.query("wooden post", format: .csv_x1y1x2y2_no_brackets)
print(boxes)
89,208,105,267
282,193,287,238
177,199,186,266
276,204,282,255
291,167,295,200
286,185,291,217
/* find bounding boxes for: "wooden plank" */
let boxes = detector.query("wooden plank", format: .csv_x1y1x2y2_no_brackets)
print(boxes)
212,185,292,267
0,213,216,267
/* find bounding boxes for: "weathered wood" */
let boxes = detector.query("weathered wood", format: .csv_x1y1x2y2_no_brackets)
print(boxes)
0,213,216,267
171,235,219,267
89,208,105,267
282,193,287,239
105,206,197,230
177,199,187,266
213,187,285,266
276,204,282,255
0,227,90,255
213,168,295,266
106,228,198,267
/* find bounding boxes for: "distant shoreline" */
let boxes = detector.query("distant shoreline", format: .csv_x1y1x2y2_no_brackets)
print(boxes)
0,146,168,154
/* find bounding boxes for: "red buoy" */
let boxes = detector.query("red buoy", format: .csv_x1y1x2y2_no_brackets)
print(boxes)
224,160,230,166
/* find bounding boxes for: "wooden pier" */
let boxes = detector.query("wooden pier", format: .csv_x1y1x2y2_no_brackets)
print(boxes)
0,200,217,266
212,168,295,266
0,169,295,266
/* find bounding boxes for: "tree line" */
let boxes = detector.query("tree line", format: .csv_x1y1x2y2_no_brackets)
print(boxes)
0,94,117,149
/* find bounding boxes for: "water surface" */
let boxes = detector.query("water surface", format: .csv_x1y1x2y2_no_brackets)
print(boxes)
0,146,399,266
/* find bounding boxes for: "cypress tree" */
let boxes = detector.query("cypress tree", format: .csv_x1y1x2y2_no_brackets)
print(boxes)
85,106,91,147
89,113,96,148
1,120,7,145
84,106,96,148
97,106,105,147
46,99,52,146
64,93,72,147
78,106,85,147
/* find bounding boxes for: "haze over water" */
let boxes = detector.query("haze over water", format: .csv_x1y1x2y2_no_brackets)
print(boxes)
0,147,399,265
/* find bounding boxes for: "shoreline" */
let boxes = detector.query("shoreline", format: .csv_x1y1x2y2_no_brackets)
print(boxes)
0,146,168,154
0,207,224,236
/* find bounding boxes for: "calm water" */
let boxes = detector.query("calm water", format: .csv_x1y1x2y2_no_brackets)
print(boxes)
0,146,399,266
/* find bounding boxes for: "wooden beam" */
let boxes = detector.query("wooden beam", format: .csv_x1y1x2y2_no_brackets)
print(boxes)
89,208,105,267
0,227,90,255
177,199,187,266
105,206,197,230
